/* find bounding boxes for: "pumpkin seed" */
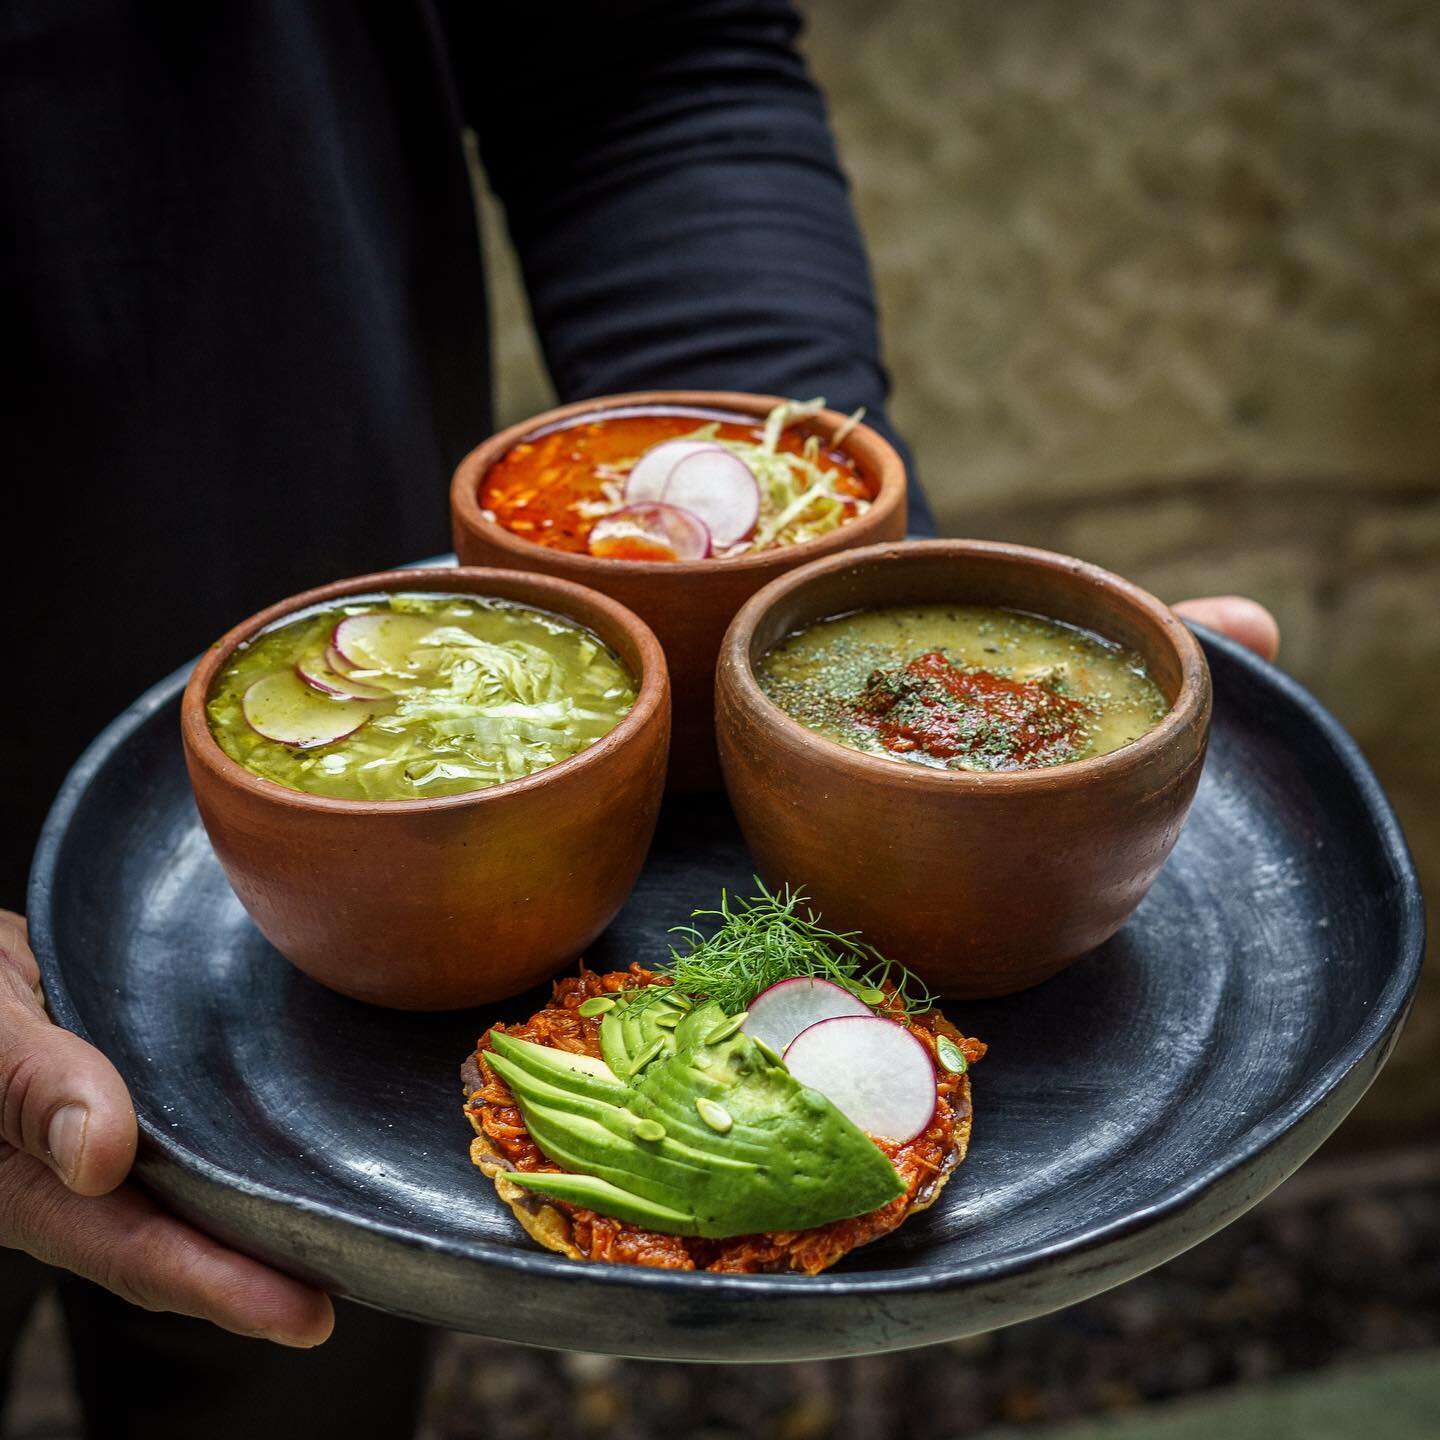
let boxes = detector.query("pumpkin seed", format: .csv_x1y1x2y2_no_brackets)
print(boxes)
704,1012,749,1046
856,986,887,1006
628,1037,667,1074
577,996,617,1017
695,1098,733,1133
936,1036,968,1074
752,1036,786,1068
633,1118,666,1143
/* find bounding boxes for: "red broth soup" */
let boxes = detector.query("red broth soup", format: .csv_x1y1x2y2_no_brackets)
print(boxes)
479,403,873,562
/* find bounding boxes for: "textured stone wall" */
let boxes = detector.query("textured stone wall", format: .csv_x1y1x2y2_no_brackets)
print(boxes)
479,0,1438,1142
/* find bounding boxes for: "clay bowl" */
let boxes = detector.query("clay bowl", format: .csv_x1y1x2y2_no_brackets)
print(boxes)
716,540,1212,998
450,392,907,790
180,567,669,1010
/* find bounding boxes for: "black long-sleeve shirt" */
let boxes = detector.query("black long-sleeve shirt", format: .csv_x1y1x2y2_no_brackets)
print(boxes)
2,0,921,908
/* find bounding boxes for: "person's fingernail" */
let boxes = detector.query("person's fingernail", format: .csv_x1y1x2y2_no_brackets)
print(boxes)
245,1323,326,1348
47,1105,89,1186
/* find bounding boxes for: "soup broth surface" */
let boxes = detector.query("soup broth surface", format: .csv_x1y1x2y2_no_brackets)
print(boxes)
207,593,636,800
481,406,872,558
758,604,1168,773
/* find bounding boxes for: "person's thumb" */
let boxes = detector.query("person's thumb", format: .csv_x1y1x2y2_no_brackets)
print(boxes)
0,911,137,1196
1171,596,1280,662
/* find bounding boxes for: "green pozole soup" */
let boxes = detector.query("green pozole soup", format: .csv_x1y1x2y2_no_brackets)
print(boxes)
207,593,637,799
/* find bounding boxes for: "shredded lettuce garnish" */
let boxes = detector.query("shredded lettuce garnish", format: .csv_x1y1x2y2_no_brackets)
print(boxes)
345,625,629,796
615,398,870,556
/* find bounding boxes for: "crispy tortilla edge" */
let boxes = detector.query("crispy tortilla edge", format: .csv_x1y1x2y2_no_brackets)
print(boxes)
467,1122,585,1262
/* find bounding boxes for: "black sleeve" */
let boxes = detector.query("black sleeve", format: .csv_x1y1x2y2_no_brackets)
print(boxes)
437,0,931,533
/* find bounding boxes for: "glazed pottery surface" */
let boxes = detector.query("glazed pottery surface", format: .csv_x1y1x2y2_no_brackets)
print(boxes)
180,567,669,1009
450,392,907,790
29,626,1421,1357
716,540,1213,998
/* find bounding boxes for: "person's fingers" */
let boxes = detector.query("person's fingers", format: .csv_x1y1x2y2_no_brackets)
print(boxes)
1,909,332,1348
0,910,138,1196
0,911,36,990
1172,596,1280,662
0,1147,334,1346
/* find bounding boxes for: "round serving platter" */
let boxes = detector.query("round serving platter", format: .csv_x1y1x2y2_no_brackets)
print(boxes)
28,626,1423,1362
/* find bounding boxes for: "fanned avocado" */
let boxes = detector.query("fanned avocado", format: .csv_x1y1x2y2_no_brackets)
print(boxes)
597,988,687,1077
496,988,905,1237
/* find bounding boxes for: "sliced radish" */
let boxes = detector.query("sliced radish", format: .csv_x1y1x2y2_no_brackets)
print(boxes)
743,978,873,1057
325,643,356,675
295,654,391,701
587,503,711,562
661,450,760,548
332,613,439,673
241,671,375,749
623,440,726,504
783,1016,937,1143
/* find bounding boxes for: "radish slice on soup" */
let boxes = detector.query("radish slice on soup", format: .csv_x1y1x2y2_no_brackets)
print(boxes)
588,502,711,562
624,440,726,504
743,977,873,1057
661,450,760,548
242,671,375,749
332,613,439,673
295,654,391,701
783,1015,937,1143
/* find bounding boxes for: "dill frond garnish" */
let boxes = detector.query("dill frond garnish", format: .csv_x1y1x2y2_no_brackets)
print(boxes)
643,881,933,1017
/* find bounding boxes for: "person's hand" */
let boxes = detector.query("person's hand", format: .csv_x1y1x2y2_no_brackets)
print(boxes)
1171,596,1279,662
0,910,333,1345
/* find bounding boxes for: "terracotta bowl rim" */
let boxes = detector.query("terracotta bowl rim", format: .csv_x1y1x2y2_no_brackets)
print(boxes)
180,565,669,817
449,390,907,577
720,538,1211,793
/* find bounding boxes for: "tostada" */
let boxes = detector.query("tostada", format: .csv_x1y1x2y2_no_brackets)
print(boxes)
461,888,985,1274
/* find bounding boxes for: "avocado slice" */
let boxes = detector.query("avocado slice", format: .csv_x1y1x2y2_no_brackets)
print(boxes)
518,1106,702,1212
485,1050,632,1130
487,1031,628,1104
498,995,906,1238
486,1029,750,1165
499,1169,697,1233
598,988,689,1077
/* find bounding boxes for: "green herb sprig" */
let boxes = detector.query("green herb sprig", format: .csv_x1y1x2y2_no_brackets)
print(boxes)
643,881,933,1018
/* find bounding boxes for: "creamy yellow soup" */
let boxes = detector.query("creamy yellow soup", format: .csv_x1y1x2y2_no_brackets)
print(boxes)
757,604,1169,772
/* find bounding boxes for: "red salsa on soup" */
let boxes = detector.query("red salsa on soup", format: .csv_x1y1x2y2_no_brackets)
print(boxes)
758,604,1169,773
480,400,873,563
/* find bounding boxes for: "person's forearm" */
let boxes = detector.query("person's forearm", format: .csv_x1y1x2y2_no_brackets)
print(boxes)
446,0,930,529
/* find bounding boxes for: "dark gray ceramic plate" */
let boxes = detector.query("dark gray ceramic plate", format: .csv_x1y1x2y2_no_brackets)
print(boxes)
28,628,1423,1362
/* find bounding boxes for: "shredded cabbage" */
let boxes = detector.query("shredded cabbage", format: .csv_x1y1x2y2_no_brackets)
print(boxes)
620,398,870,556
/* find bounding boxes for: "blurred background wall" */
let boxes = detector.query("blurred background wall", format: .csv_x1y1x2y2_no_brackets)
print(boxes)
480,0,1438,1145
